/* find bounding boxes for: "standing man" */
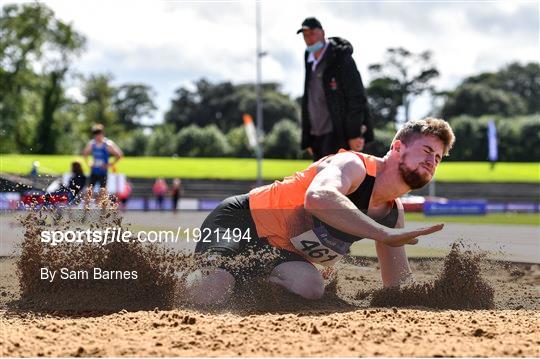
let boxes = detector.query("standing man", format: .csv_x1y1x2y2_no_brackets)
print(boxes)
152,177,168,211
298,17,373,161
83,124,124,191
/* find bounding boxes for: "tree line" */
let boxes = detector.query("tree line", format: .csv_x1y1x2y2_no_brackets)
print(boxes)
1,3,539,161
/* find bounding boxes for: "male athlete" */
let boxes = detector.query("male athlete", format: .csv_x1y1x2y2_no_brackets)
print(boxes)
82,124,123,191
186,118,455,305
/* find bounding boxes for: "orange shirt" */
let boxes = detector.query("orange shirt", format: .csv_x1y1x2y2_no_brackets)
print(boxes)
249,150,376,254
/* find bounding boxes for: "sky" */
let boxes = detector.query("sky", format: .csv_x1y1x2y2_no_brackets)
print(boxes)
8,0,540,125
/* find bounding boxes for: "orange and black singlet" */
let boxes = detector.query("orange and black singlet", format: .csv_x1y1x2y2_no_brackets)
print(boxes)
249,150,398,265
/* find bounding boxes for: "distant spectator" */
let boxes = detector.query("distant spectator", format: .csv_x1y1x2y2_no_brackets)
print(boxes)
83,123,123,192
30,160,40,187
152,178,168,211
68,161,87,199
30,161,40,177
297,17,373,161
171,178,183,213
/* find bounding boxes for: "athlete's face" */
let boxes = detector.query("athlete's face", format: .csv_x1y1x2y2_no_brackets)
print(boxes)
93,132,104,142
302,28,324,46
397,135,444,190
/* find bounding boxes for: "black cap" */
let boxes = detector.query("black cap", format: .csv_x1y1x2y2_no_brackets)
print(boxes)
296,17,323,34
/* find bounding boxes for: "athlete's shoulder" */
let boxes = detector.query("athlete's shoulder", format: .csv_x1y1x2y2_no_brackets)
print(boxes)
324,149,362,163
314,150,368,191
104,138,116,147
326,150,367,173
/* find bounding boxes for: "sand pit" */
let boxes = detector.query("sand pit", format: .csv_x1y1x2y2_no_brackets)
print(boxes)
2,256,539,357
1,206,539,357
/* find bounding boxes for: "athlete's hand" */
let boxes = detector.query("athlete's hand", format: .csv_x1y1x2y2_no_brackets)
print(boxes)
379,223,444,247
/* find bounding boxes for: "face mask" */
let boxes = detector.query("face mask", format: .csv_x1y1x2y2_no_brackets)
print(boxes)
307,41,324,53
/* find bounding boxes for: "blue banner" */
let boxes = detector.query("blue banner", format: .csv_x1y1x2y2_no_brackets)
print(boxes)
424,200,487,216
487,119,498,162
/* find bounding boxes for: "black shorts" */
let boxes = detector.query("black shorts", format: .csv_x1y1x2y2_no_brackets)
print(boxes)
89,173,107,188
195,194,306,281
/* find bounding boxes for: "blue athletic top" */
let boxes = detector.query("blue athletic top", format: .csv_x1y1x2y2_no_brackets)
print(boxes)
91,139,110,175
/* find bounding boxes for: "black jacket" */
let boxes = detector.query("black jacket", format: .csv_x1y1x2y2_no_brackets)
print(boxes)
301,37,373,150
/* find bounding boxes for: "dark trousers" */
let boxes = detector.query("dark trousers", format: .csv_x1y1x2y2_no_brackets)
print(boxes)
172,194,179,212
311,132,341,161
195,194,305,281
89,173,107,190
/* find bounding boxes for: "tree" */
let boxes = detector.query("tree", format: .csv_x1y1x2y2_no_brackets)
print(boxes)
0,3,85,153
82,74,117,133
365,77,403,129
113,84,157,130
441,83,527,118
264,119,301,159
1,3,47,152
497,63,540,114
368,47,439,123
227,125,253,158
175,124,230,157
165,79,300,134
146,125,177,156
442,62,540,117
115,128,149,156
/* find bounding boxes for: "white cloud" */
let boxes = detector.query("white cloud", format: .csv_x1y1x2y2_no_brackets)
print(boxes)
31,0,540,123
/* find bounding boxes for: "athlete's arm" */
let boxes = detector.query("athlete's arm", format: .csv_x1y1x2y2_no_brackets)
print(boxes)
375,198,413,287
82,142,92,167
304,152,443,247
107,141,124,165
305,152,384,239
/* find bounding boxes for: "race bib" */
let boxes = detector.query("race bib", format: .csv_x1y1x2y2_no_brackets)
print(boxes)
290,225,351,267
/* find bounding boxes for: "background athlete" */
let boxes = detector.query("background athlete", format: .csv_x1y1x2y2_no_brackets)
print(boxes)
82,124,124,192
186,118,455,305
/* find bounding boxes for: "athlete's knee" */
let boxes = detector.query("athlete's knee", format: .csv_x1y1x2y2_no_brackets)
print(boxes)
185,267,235,305
268,261,325,300
296,278,325,300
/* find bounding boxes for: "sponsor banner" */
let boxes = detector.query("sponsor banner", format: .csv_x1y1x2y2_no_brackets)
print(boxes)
199,199,222,211
178,198,199,210
506,203,537,213
487,203,507,213
424,200,487,216
122,197,200,211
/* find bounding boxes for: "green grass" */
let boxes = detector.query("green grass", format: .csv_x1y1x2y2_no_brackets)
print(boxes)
405,212,540,226
1,154,539,182
434,162,540,183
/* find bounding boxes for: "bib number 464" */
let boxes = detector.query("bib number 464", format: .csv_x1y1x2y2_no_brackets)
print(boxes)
298,240,338,263
289,227,345,267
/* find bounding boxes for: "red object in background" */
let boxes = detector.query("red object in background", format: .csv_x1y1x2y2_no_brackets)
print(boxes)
400,195,448,212
21,191,69,206
152,179,168,196
117,182,132,201
401,196,424,212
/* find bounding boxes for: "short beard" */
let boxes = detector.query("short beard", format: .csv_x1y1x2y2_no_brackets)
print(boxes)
398,161,430,190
